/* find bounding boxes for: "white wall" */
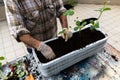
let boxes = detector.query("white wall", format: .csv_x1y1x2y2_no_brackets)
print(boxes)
63,0,120,5
77,0,120,5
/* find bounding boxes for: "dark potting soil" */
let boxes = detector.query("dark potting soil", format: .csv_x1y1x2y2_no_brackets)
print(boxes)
7,77,19,80
35,27,105,63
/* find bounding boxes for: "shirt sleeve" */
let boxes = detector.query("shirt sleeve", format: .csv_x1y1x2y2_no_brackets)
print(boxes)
4,0,30,42
56,0,67,17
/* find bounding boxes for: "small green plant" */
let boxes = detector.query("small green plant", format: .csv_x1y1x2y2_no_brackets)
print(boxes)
8,61,25,79
58,9,74,35
67,0,77,7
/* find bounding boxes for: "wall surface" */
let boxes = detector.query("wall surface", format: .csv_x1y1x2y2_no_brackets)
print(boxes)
0,6,6,21
77,0,120,5
63,0,78,4
0,0,120,21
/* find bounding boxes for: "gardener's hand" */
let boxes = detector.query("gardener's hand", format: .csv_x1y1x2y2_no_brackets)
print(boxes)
37,42,56,60
62,28,73,42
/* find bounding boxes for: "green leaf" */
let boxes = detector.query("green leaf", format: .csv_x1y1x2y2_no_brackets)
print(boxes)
90,20,94,24
58,29,66,34
90,21,99,30
95,7,111,13
94,21,99,28
74,27,79,31
16,69,21,74
0,62,2,67
76,20,81,26
0,57,4,60
103,7,111,11
63,9,74,16
81,22,87,26
18,72,25,78
18,61,22,65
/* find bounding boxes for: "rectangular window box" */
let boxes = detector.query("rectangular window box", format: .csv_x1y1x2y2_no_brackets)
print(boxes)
33,26,108,77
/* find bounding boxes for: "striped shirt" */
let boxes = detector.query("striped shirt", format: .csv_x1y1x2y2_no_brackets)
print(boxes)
4,0,66,41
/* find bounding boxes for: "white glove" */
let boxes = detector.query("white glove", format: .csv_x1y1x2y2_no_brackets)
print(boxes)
62,28,73,42
37,42,56,60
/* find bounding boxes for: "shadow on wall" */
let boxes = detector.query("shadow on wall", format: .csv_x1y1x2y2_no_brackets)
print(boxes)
0,0,4,6
0,6,6,21
0,0,6,21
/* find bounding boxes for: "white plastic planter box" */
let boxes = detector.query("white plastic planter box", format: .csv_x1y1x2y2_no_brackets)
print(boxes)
33,26,108,77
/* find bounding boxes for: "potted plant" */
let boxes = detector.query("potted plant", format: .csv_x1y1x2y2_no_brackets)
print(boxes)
33,0,111,77
0,55,40,80
0,59,26,80
0,56,35,80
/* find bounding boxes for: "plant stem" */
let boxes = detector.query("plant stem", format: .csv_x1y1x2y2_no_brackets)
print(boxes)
97,0,107,20
97,12,103,20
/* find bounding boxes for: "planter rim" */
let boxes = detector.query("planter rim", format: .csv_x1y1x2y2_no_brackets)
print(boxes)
33,25,108,67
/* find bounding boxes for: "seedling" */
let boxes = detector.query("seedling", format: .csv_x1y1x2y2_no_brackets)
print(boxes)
89,0,111,30
58,9,74,41
95,0,111,20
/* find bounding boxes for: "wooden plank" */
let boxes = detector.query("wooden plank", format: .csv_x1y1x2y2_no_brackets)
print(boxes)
105,43,120,60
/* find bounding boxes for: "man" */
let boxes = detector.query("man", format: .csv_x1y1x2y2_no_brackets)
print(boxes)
4,0,72,60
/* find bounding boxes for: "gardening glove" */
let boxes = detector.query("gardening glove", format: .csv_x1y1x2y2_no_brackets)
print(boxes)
37,42,56,60
62,28,73,42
